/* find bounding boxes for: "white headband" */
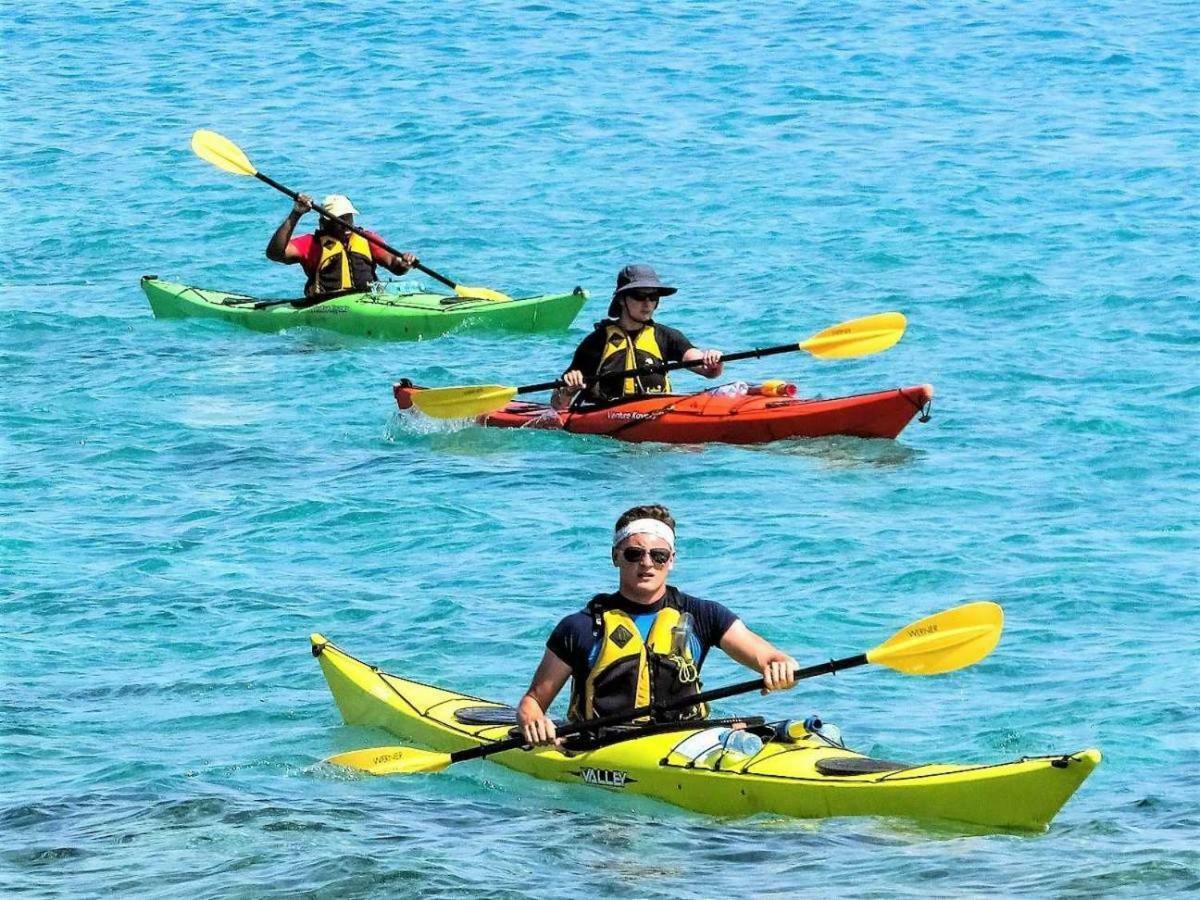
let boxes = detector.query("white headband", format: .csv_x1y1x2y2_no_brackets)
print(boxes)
613,518,675,549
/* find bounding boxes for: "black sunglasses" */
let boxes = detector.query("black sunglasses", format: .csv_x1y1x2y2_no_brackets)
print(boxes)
625,291,662,303
620,546,672,565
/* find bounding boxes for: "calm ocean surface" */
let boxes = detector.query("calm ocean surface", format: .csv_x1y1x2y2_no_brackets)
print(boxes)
2,2,1197,896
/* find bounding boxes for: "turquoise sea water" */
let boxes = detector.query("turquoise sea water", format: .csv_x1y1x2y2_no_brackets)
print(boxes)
3,1,1198,896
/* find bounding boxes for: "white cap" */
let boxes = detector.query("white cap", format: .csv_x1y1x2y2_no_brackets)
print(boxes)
322,194,358,218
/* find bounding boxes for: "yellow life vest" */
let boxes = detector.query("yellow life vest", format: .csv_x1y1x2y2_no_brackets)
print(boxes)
568,594,707,723
592,323,672,401
308,231,378,295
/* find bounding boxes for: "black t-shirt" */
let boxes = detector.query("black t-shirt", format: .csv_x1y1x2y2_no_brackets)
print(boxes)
566,320,695,380
546,587,739,687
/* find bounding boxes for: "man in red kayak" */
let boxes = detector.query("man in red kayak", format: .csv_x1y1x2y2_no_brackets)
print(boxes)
516,505,798,746
551,265,724,409
266,194,418,297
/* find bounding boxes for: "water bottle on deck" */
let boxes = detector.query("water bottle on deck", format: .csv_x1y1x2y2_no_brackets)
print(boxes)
711,381,750,397
719,728,764,765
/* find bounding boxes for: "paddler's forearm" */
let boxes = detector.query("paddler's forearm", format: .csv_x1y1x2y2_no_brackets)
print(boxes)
266,211,303,261
518,648,573,729
720,621,795,673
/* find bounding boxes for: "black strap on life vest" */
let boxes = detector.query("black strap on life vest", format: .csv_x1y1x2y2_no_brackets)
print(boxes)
585,587,684,638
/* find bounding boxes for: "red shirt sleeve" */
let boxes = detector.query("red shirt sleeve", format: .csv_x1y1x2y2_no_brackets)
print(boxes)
362,230,390,263
288,233,318,277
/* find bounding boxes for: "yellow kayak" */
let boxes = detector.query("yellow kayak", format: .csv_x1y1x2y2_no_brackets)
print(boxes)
312,634,1099,830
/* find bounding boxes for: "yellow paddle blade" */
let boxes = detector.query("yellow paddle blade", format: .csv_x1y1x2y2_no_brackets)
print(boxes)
326,745,452,775
797,311,907,358
191,129,257,177
410,384,519,419
453,284,513,303
866,601,1003,675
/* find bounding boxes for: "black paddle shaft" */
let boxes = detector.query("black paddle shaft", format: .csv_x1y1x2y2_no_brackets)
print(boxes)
448,652,869,765
254,170,455,290
515,342,807,395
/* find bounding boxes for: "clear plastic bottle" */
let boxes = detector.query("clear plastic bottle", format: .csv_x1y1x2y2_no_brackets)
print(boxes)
711,381,750,397
719,728,764,764
670,612,694,657
815,721,843,747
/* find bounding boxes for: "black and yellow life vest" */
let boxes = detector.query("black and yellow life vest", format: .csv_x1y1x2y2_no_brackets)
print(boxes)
568,592,708,723
591,322,672,402
307,231,378,296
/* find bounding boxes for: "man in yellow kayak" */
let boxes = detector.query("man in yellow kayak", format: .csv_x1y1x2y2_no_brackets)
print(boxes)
516,505,798,746
552,265,725,409
266,194,418,297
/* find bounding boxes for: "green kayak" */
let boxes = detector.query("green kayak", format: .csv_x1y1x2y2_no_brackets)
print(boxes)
140,276,587,341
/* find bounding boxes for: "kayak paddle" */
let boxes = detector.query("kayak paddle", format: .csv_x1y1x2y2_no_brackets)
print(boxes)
408,310,907,420
325,600,1002,776
190,129,512,302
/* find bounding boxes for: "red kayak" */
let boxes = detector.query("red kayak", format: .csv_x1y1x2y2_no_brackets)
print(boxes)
393,381,934,444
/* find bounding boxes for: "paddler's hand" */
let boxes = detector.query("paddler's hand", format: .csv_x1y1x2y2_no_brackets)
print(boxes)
517,705,560,747
392,252,418,274
684,348,724,378
523,715,559,747
551,370,585,410
761,653,798,693
698,349,724,378
291,194,314,217
516,693,562,747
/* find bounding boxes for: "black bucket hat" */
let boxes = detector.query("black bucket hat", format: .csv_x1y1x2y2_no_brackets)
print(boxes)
607,264,677,317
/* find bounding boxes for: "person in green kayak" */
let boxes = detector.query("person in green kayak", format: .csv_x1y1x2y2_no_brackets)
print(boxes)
266,194,418,297
515,505,798,746
551,264,724,410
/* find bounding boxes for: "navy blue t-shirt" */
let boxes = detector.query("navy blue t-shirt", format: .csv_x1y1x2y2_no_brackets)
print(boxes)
546,586,739,686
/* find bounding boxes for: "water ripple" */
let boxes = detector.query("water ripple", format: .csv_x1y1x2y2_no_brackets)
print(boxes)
3,0,1198,896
